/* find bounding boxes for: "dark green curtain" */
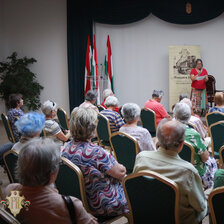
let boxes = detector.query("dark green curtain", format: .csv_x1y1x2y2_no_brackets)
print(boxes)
67,0,224,111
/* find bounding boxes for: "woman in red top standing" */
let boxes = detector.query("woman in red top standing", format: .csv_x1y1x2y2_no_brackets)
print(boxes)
190,59,209,116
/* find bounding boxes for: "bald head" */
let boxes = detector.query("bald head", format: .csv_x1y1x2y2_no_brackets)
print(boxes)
157,119,186,151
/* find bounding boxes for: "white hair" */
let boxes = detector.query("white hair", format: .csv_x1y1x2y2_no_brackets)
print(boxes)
173,102,191,124
105,96,119,107
103,89,113,100
121,103,141,123
41,100,57,117
180,98,192,109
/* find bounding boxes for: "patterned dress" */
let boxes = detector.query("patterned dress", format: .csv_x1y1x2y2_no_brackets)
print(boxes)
7,108,24,142
185,125,217,188
62,141,128,216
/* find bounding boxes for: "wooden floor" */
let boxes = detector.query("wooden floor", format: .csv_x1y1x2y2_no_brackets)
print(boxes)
0,121,209,223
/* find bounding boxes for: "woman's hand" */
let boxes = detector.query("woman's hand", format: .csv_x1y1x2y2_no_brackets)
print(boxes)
200,150,209,162
190,74,197,81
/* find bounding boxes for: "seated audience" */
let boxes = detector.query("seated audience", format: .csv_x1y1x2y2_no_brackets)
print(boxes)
41,100,70,144
133,119,207,224
100,96,125,133
209,92,224,113
180,98,208,140
62,107,128,216
79,90,98,112
7,94,24,142
174,102,217,189
12,112,45,152
144,90,171,126
120,103,156,151
101,89,119,113
213,169,224,188
5,138,97,224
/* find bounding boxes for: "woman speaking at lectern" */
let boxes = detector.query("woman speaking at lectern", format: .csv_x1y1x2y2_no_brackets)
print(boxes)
190,59,209,116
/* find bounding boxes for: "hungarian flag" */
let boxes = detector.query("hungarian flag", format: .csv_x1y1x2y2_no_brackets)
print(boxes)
92,35,100,104
104,35,114,93
84,35,92,96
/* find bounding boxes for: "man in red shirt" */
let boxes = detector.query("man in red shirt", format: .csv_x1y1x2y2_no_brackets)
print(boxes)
144,90,171,126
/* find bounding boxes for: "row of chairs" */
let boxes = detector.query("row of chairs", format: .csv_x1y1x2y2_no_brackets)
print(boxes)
2,151,224,224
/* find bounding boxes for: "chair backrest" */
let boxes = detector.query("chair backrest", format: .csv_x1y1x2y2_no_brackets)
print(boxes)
123,170,179,224
55,157,90,212
219,145,224,169
205,111,224,128
3,150,19,183
188,122,197,130
96,105,105,112
57,107,69,130
40,129,46,137
140,108,157,137
0,206,21,224
179,141,195,164
110,132,140,174
96,113,111,143
208,186,224,224
209,121,224,158
1,113,16,143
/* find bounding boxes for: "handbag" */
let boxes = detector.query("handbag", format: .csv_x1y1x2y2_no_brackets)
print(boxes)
62,195,76,224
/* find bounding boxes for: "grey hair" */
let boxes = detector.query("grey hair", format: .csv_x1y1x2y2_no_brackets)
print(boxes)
173,102,191,124
121,103,141,123
70,107,98,141
16,138,61,187
41,100,57,117
180,98,192,109
105,96,119,107
152,90,164,98
85,90,97,101
103,89,113,99
157,119,186,150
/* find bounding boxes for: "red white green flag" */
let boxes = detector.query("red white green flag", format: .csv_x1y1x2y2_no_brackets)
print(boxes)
84,35,92,96
92,34,100,104
104,35,114,93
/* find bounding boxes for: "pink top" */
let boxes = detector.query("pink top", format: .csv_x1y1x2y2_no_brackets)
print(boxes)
144,99,168,126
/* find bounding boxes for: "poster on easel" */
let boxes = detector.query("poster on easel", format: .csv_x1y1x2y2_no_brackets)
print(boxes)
169,45,201,111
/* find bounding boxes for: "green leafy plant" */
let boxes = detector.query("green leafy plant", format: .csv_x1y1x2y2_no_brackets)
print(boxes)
0,52,43,110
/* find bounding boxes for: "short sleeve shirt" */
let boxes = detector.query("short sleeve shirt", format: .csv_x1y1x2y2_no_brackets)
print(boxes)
191,68,208,89
144,99,168,126
185,125,207,176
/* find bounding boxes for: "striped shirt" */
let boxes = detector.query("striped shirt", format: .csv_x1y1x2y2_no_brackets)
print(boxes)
100,109,125,133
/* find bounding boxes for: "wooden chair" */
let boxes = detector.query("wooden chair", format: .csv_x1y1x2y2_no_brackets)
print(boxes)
188,122,197,130
3,150,19,183
140,108,157,137
96,105,105,112
179,141,195,164
206,75,216,107
209,121,224,159
0,206,21,224
1,113,16,143
55,157,125,223
208,186,224,224
123,170,180,224
57,107,69,130
219,145,224,169
96,113,111,149
110,132,140,174
205,111,224,128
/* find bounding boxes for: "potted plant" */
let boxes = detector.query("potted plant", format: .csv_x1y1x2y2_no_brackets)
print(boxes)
0,52,43,110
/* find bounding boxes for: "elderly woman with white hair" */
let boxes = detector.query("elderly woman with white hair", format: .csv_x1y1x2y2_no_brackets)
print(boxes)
180,98,208,140
62,107,128,216
12,112,45,152
42,100,70,143
100,96,125,133
101,89,119,113
120,103,156,152
174,102,217,189
5,138,97,224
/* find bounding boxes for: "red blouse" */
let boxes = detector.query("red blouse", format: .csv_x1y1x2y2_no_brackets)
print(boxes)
190,68,208,90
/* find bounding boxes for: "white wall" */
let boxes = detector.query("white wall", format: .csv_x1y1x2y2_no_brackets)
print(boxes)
0,0,69,114
95,14,224,111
